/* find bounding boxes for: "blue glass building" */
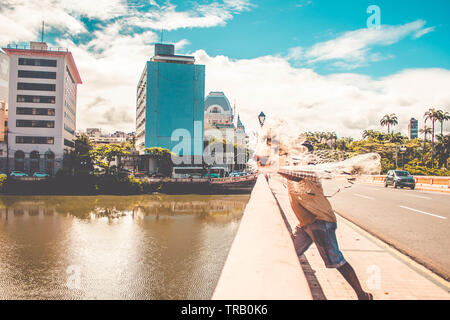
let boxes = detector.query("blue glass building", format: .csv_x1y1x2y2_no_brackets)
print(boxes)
136,44,205,158
408,118,418,139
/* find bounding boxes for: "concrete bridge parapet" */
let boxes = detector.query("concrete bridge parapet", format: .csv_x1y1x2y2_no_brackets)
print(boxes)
212,174,312,300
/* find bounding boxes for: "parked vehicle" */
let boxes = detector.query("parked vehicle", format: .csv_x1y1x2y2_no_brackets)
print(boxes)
10,171,29,177
229,171,248,177
385,170,415,189
32,172,49,178
188,174,203,179
204,173,220,179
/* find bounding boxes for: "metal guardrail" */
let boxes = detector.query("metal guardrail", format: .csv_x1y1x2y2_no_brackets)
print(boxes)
360,175,450,188
6,44,69,52
8,176,49,181
145,174,258,184
211,174,257,184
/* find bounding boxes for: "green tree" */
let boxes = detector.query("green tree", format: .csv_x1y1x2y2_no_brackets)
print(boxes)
435,134,449,168
362,130,374,140
388,132,405,144
62,134,93,175
380,114,398,134
436,110,449,136
90,144,130,176
336,137,353,152
74,134,94,171
424,108,441,167
144,147,175,177
419,125,432,163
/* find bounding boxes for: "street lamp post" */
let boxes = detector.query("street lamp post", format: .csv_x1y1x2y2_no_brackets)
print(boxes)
400,146,407,169
258,112,266,128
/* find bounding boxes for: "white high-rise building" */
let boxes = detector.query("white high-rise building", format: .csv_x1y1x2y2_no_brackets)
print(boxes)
3,42,82,175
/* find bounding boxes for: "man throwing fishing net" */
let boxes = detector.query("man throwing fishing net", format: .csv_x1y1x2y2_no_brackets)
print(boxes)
255,125,373,300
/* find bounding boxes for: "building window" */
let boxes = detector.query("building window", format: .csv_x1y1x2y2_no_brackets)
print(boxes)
16,120,55,128
17,107,55,116
14,150,25,171
16,136,54,144
64,139,75,148
66,66,75,84
30,150,40,174
17,82,56,91
45,151,55,175
18,58,57,67
64,124,75,135
17,95,55,104
18,70,56,79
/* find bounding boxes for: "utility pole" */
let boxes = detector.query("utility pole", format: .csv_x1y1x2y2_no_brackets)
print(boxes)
5,128,9,174
41,21,45,42
394,145,398,169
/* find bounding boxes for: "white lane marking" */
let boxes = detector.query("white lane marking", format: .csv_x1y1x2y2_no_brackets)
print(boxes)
353,193,375,200
404,194,432,200
399,206,447,220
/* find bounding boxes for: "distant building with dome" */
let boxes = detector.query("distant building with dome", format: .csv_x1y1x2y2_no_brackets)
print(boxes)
204,91,247,146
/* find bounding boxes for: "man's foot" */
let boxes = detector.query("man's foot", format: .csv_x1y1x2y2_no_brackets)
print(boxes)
358,292,373,300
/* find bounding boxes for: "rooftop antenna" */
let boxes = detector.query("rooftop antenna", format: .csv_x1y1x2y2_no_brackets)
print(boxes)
160,28,164,43
41,21,45,42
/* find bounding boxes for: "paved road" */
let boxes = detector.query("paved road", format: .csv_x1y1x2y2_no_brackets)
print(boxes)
321,180,450,280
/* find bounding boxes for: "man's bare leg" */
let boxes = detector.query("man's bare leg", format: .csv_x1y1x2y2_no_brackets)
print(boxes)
337,262,373,300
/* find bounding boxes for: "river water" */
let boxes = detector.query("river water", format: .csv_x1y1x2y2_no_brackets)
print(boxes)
0,194,249,300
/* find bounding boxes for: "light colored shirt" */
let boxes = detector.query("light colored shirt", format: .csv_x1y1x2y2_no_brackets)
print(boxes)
286,178,336,227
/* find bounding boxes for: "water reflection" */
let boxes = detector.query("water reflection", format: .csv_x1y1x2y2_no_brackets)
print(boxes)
0,194,249,300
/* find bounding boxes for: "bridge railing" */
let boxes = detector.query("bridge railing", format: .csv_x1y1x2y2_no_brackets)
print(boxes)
146,174,258,184
212,175,312,300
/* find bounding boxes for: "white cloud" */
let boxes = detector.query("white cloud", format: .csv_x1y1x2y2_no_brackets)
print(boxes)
288,20,435,69
0,0,88,44
54,25,160,131
59,36,449,137
1,1,448,139
126,1,251,31
296,0,312,8
0,0,252,45
414,26,436,39
193,51,450,139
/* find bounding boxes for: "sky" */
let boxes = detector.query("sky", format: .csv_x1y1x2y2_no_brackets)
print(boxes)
0,0,449,139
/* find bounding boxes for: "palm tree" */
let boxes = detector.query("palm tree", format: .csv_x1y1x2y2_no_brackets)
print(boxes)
362,130,372,140
419,125,432,163
389,132,405,143
436,110,449,136
380,114,398,134
424,108,441,167
435,134,449,168
336,137,353,152
327,132,338,149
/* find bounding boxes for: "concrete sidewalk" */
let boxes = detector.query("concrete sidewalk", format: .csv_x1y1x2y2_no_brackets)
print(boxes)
268,174,450,300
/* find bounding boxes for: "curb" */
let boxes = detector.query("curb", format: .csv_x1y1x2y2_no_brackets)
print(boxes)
359,181,450,194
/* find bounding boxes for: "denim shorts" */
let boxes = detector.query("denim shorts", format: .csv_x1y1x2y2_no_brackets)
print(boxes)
293,220,347,269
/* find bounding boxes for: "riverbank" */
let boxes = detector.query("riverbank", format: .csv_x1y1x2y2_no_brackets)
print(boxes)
0,174,257,195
